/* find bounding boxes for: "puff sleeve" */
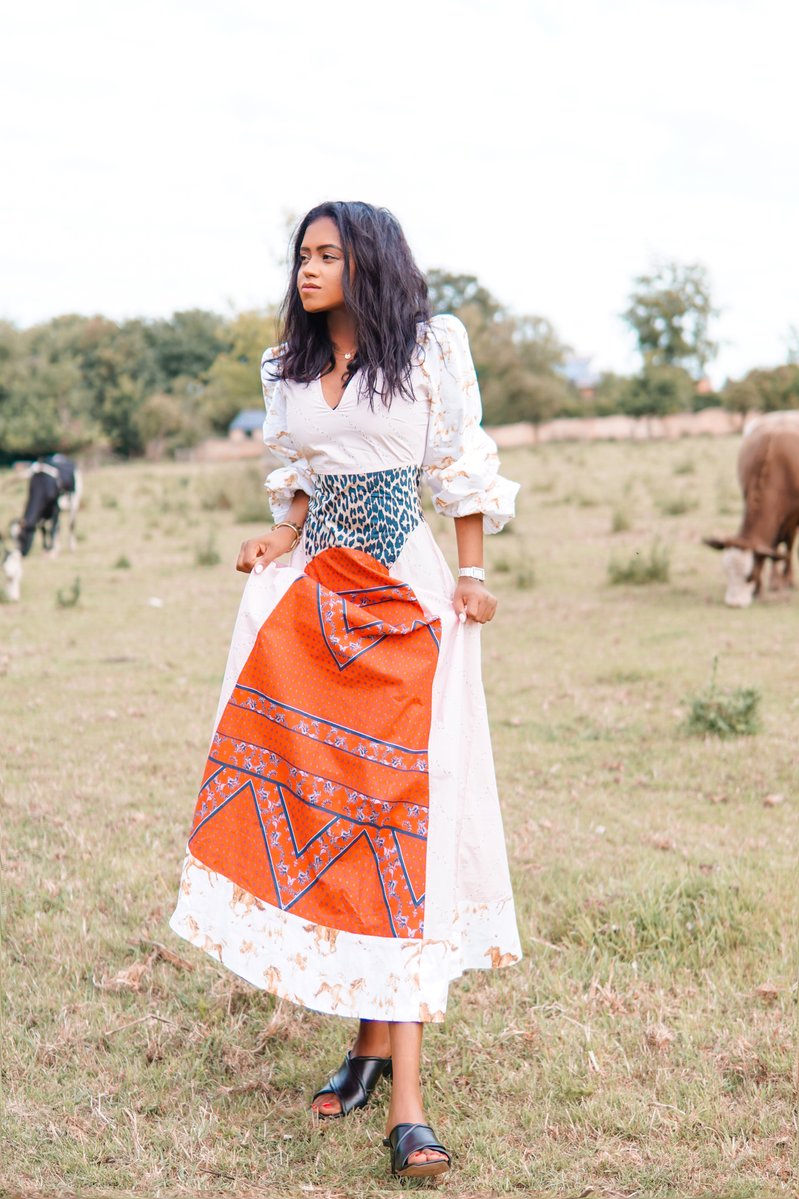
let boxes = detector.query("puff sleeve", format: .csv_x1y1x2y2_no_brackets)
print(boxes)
261,348,316,522
421,315,519,534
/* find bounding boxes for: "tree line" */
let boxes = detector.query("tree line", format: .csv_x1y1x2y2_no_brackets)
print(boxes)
1,261,797,460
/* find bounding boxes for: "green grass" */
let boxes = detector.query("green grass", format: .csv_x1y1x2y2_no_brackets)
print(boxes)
610,505,632,533
194,530,221,567
1,439,795,1197
608,539,670,585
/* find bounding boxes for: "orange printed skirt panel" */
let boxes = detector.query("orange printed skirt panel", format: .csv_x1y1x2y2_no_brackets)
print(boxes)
186,546,441,942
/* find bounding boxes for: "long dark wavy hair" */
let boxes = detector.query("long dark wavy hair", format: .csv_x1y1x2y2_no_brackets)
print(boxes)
275,201,430,406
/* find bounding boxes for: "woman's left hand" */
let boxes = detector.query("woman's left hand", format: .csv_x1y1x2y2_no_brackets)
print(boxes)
453,578,498,624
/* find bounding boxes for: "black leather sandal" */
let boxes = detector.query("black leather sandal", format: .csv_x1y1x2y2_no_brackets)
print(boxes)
383,1122,451,1178
311,1051,392,1119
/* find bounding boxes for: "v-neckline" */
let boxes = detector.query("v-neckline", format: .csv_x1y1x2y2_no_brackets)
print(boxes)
317,369,355,413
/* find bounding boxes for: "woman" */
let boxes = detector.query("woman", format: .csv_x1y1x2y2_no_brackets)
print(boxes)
170,201,522,1179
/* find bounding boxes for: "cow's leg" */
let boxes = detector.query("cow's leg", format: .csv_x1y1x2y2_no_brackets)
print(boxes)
45,505,61,557
785,527,797,589
18,522,35,557
769,554,786,591
751,556,765,597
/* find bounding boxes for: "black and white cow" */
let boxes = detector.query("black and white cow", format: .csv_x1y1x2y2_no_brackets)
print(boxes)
18,454,82,557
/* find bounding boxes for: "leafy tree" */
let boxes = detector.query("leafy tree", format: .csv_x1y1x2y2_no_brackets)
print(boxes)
426,270,500,321
0,333,103,456
464,307,572,424
0,318,105,455
722,364,799,413
592,372,633,417
617,364,697,416
202,310,279,433
135,379,207,458
592,365,697,417
145,309,231,386
623,259,718,377
426,270,572,423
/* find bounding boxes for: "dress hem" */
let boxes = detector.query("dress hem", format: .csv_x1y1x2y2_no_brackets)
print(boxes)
169,851,522,1023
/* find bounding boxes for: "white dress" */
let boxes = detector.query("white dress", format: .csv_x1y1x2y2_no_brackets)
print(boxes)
169,314,522,1022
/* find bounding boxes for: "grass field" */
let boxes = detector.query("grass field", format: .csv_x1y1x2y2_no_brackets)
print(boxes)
1,437,796,1198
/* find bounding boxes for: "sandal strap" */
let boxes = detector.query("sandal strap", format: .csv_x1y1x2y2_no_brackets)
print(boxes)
385,1122,451,1172
312,1051,391,1116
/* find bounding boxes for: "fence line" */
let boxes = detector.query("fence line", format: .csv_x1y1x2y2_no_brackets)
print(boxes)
487,407,746,447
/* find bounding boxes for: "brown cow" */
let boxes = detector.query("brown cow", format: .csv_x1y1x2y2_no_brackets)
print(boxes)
704,426,799,607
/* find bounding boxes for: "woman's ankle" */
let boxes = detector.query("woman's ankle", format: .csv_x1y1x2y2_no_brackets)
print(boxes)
353,1021,391,1058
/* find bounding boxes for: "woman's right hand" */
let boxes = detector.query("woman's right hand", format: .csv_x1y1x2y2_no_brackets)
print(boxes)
236,528,297,574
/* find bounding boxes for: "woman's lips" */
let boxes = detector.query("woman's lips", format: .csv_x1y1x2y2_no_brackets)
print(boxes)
301,283,320,290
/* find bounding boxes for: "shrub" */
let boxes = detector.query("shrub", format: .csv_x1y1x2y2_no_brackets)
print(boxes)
673,457,696,476
56,578,81,608
194,532,221,567
684,659,761,738
611,506,631,533
113,555,131,569
657,493,698,516
199,465,265,519
608,541,670,585
234,494,268,524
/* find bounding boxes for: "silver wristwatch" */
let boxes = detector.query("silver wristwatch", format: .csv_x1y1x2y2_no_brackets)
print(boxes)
458,566,485,582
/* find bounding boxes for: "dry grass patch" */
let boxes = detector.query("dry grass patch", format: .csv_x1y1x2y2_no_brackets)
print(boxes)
1,441,796,1197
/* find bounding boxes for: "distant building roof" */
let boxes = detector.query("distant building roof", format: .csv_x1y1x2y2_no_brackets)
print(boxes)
229,409,265,434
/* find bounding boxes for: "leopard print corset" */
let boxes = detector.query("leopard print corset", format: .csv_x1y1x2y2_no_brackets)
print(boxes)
304,465,424,569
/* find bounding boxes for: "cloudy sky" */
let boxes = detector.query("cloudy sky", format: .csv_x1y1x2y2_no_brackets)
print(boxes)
2,0,798,384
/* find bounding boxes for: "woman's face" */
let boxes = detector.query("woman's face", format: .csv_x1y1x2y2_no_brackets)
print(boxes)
297,217,347,314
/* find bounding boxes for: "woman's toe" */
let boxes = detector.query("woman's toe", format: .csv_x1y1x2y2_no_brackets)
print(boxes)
409,1148,446,1164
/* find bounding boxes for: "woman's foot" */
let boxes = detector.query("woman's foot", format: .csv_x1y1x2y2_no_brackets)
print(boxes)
385,1101,448,1169
310,1022,391,1117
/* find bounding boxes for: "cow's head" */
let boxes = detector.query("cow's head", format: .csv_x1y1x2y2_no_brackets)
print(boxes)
703,536,787,608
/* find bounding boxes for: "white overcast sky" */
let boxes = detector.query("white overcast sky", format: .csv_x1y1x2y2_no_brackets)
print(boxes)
2,0,799,384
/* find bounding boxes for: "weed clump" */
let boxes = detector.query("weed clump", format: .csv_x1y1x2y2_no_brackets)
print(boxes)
56,578,81,608
657,493,698,516
113,555,131,569
234,495,268,524
611,506,631,533
673,457,696,476
684,659,760,738
199,465,265,517
608,541,670,585
195,533,221,567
